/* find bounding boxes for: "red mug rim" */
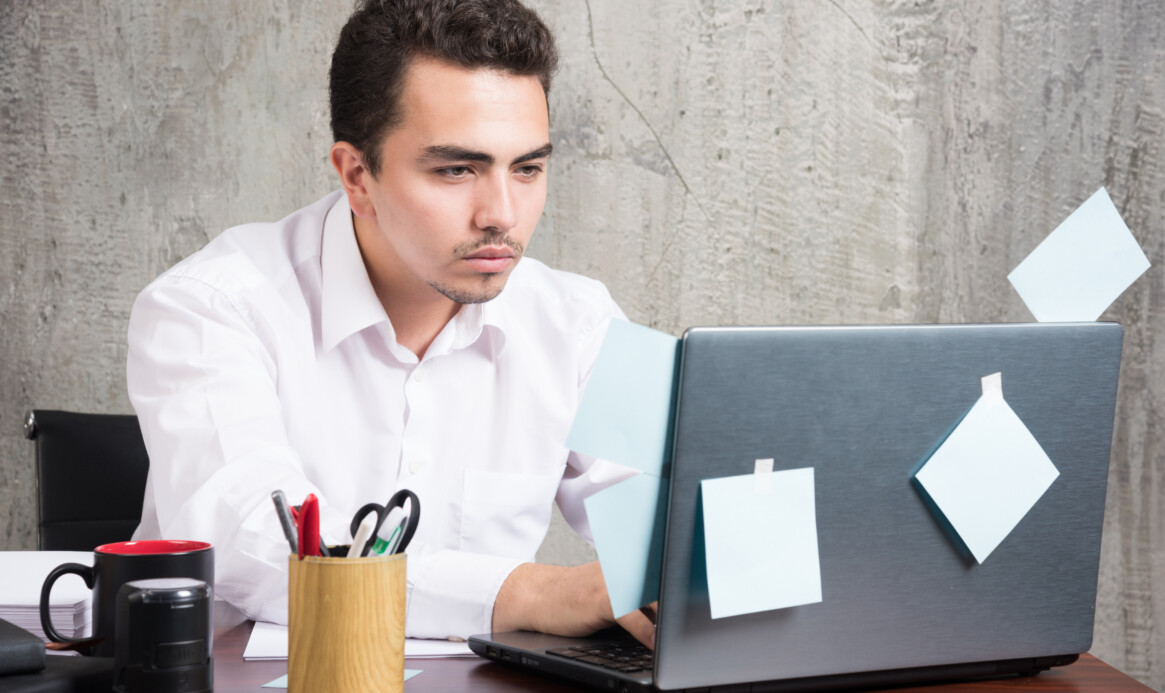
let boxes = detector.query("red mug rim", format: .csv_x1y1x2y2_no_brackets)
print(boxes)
95,540,212,556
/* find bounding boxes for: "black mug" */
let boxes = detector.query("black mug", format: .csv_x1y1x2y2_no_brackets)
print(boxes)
40,540,214,657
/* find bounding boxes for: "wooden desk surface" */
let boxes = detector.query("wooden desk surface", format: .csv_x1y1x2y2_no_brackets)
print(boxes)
211,604,1152,692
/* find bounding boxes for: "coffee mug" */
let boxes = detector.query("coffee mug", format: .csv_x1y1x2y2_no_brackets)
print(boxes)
40,540,214,657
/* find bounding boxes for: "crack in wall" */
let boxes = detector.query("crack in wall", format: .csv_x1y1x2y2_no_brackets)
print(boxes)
583,0,712,227
821,0,875,49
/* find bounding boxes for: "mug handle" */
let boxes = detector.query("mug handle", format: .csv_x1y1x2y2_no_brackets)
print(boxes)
40,562,95,644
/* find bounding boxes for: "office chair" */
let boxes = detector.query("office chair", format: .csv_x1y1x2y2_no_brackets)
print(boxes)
24,409,150,551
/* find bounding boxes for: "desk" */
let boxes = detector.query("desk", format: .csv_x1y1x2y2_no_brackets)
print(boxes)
210,604,1151,692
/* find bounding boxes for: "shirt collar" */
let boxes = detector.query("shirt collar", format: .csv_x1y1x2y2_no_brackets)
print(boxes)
428,293,508,358
320,194,388,352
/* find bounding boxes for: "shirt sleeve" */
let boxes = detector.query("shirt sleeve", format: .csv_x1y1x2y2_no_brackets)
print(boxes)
404,550,523,639
127,275,347,625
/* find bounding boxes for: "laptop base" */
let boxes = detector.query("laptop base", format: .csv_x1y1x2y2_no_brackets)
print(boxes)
471,631,1077,692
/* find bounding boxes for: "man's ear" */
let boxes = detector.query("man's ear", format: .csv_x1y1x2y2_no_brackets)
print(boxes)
330,142,376,218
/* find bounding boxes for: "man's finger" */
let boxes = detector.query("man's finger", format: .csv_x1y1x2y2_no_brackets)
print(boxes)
616,608,657,650
639,601,658,625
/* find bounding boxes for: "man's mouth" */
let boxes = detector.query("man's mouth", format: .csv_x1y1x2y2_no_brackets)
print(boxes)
462,246,518,273
464,247,514,260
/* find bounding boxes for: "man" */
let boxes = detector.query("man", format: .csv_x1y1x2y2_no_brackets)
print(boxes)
127,0,654,646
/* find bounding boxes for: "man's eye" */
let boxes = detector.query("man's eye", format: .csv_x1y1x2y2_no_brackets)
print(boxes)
438,166,471,178
515,165,543,178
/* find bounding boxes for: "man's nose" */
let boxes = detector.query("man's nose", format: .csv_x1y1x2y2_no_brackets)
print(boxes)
473,174,518,233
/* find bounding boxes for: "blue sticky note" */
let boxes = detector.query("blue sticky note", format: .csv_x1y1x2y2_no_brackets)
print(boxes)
1008,187,1150,322
566,319,679,477
263,670,422,688
701,467,822,619
584,473,667,617
914,374,1059,563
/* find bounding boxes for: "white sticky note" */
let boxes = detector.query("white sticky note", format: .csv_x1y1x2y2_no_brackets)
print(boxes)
566,319,679,477
1008,187,1150,322
701,467,822,619
584,473,667,617
914,373,1059,563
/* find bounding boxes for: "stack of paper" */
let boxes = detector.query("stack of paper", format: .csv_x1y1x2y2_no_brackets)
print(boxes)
0,551,93,641
244,621,475,659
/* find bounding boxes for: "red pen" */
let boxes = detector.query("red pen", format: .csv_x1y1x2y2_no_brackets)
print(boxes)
297,493,322,559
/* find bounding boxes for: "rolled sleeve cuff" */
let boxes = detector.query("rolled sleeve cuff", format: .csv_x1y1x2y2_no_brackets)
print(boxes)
406,550,524,640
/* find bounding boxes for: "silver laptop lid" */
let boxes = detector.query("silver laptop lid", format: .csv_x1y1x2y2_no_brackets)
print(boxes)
655,323,1123,690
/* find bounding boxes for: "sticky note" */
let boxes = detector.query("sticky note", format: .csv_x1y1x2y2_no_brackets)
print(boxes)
701,467,822,619
1008,187,1150,322
262,670,422,688
914,373,1059,563
566,319,679,477
584,473,667,617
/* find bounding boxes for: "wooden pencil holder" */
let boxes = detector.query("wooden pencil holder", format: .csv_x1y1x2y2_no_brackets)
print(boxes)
288,553,406,693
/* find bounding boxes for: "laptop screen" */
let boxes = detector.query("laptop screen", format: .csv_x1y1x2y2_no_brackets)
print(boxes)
655,323,1122,690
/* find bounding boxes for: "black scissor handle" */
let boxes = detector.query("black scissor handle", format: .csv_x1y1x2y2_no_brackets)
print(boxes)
348,489,421,556
349,502,385,541
386,489,421,555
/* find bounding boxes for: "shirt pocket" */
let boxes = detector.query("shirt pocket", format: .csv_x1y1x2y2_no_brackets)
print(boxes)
459,469,563,560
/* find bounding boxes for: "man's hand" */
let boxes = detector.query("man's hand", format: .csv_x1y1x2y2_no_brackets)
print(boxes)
492,561,657,649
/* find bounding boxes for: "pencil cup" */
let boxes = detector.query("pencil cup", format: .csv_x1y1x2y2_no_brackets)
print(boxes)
288,553,406,693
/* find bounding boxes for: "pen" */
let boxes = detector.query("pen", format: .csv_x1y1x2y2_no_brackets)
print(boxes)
271,490,299,554
348,512,378,559
369,506,408,556
298,494,322,559
387,516,409,554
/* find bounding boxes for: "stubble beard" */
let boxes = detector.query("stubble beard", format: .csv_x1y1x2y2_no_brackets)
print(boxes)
430,233,526,305
427,273,509,304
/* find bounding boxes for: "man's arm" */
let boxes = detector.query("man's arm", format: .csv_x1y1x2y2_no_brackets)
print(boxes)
492,561,657,648
488,304,657,648
127,274,346,624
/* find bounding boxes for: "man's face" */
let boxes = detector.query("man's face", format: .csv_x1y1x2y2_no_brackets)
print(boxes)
357,57,551,305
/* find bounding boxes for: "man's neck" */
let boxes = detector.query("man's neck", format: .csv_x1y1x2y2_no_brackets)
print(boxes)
380,290,461,360
352,214,460,360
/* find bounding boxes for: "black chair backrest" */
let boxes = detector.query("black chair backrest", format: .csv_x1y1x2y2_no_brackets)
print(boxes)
24,410,150,551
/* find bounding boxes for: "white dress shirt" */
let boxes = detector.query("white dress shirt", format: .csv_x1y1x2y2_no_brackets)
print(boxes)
127,191,634,638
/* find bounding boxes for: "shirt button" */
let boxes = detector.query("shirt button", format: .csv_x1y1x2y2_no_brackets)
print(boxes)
408,458,425,474
413,368,426,383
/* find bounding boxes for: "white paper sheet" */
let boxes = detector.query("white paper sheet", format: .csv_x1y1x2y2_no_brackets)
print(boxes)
243,621,474,659
1008,187,1150,322
566,319,679,477
262,670,422,688
583,473,667,617
0,550,94,640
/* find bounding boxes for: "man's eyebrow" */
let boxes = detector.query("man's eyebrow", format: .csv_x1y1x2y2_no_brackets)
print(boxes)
417,143,554,167
512,144,553,165
420,145,494,165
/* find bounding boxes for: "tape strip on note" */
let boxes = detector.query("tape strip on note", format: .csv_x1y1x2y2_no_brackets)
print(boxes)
981,372,1003,406
754,458,774,494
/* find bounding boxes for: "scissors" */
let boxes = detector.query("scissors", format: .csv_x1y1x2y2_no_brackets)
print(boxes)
348,489,420,558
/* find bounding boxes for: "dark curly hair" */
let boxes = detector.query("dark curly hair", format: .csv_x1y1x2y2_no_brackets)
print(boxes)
329,0,559,177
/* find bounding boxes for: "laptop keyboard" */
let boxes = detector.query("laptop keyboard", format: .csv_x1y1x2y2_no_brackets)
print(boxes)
546,642,654,674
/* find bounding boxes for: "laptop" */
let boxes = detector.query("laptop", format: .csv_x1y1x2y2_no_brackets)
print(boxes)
470,323,1123,691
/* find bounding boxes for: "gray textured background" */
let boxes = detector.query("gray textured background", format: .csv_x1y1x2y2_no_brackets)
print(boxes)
1,1,1161,688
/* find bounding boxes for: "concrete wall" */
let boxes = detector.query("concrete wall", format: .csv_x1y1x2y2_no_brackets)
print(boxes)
1,0,1161,687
